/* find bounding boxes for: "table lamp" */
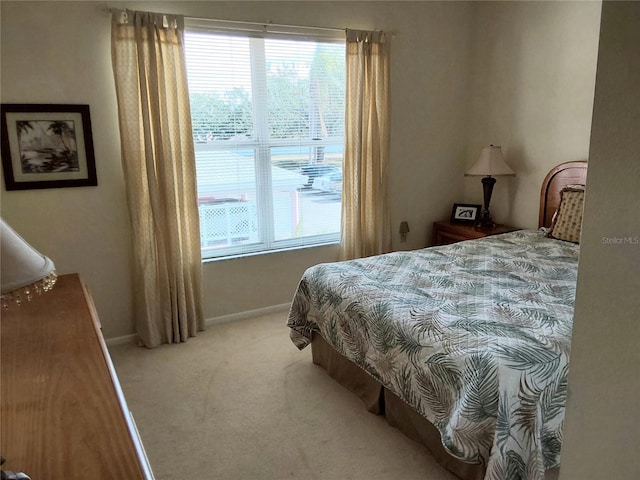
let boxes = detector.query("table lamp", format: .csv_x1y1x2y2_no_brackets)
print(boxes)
465,145,515,228
1,218,57,309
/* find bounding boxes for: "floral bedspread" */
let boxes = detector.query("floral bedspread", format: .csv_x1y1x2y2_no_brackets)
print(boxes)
287,230,579,480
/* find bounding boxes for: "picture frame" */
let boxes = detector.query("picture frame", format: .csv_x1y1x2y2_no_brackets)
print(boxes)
1,104,97,190
451,203,481,224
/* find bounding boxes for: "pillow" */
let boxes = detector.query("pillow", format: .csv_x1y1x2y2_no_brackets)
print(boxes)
547,185,586,243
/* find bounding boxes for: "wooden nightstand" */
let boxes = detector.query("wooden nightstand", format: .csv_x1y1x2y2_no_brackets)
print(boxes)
432,220,519,246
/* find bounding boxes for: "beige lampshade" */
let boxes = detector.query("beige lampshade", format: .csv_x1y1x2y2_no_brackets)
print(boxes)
1,218,57,303
465,145,515,177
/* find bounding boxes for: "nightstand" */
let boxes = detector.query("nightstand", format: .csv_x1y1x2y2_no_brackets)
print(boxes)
432,220,519,246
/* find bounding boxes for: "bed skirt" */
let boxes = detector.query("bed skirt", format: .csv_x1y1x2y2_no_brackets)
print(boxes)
311,333,562,480
311,332,485,480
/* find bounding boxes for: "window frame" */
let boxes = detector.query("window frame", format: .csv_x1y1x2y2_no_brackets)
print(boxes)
184,18,346,260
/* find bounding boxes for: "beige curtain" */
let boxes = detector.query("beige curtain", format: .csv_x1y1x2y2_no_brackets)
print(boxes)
340,29,392,260
111,10,204,348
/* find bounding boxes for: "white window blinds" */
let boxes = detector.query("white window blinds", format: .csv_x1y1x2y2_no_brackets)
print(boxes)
184,19,345,259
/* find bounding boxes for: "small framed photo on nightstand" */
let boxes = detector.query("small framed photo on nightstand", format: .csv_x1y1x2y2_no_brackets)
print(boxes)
451,203,481,224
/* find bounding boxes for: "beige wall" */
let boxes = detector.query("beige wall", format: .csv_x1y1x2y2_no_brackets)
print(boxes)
1,2,134,339
465,0,601,229
560,2,640,479
0,1,601,339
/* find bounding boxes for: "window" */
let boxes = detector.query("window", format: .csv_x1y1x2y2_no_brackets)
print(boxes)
184,19,345,259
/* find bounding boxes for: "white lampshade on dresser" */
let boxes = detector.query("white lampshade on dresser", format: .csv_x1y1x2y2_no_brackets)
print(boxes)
1,218,57,308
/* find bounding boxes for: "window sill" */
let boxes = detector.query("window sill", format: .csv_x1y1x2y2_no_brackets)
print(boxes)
201,240,340,264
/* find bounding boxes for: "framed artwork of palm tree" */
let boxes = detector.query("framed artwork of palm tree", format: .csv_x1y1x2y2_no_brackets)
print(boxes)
1,104,97,190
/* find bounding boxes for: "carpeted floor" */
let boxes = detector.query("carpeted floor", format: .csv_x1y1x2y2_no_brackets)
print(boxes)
109,312,458,480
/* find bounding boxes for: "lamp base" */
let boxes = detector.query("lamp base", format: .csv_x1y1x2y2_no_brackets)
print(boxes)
476,176,497,229
475,209,496,229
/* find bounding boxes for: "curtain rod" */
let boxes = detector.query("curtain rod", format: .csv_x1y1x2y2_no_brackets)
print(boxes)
104,6,395,36
104,6,343,32
186,15,346,34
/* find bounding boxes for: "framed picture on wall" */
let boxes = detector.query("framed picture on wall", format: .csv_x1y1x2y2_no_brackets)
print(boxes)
1,104,97,190
451,203,481,224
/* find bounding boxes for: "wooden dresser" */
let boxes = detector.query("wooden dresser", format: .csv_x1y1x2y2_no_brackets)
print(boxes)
0,273,154,479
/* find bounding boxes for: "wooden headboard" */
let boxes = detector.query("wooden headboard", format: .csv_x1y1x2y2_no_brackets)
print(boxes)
539,161,588,228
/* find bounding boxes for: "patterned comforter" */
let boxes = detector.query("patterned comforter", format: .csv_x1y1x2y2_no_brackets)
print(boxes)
287,230,579,480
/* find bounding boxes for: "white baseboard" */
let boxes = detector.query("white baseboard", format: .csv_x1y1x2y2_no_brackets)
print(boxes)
105,303,291,347
205,303,291,328
106,333,139,347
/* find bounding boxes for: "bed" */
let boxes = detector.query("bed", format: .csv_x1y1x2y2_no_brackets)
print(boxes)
286,161,588,480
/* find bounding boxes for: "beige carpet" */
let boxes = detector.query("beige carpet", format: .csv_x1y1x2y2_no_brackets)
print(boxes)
109,312,459,480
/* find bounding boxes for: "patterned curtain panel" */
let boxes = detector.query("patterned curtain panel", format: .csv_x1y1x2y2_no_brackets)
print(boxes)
111,9,204,347
340,29,392,260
